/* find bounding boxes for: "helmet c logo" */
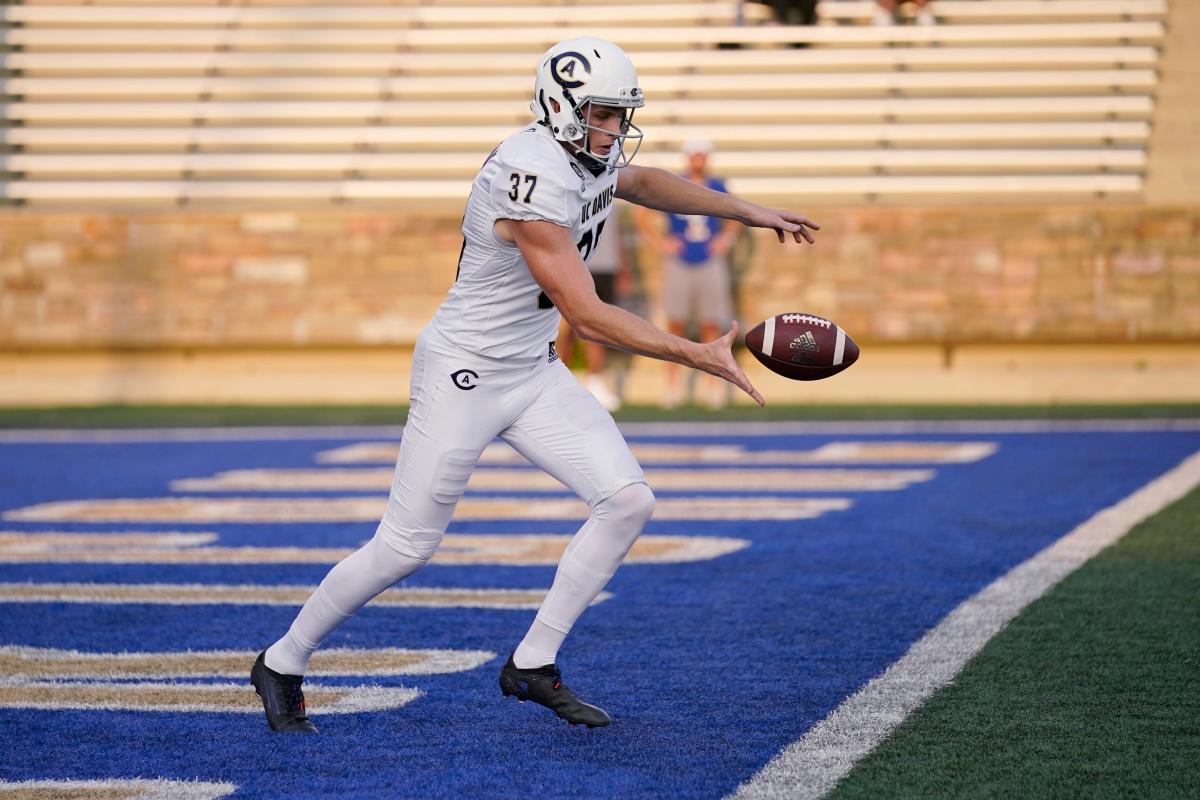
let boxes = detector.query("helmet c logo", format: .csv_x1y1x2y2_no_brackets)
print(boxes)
550,52,590,89
450,369,479,390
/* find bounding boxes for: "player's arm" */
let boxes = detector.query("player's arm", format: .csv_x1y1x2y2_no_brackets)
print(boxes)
616,164,819,244
501,218,764,406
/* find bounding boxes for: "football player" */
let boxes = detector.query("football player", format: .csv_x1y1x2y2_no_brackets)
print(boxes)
251,36,818,733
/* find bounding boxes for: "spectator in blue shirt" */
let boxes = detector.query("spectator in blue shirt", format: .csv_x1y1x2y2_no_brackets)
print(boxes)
637,140,739,409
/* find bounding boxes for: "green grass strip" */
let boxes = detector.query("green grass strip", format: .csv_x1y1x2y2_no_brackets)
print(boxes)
0,404,411,429
829,485,1200,800
0,403,1198,428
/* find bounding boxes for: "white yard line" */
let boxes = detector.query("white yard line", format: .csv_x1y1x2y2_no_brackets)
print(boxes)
729,447,1200,800
0,779,237,799
619,419,1200,436
0,425,406,443
1,419,1198,443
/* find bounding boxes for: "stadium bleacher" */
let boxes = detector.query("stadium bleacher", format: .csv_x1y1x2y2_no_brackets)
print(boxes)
0,0,1165,204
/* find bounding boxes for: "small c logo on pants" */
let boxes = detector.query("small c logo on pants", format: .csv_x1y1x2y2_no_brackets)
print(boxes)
451,369,479,390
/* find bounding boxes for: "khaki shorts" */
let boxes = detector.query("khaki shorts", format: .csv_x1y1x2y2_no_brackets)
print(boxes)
662,256,732,326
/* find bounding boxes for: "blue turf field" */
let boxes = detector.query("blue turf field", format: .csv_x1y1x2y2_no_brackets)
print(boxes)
1,424,1197,798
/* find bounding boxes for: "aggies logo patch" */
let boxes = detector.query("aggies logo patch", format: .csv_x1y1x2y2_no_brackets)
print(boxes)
450,369,479,390
550,52,590,90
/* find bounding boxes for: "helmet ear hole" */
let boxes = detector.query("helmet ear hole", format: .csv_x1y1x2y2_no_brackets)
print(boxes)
550,98,561,113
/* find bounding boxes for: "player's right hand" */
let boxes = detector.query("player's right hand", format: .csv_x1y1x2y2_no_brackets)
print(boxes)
694,320,765,407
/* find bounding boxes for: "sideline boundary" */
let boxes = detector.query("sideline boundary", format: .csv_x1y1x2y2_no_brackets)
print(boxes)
2,419,1200,443
729,447,1200,800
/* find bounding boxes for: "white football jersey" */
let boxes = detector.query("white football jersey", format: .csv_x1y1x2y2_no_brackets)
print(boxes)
430,122,619,360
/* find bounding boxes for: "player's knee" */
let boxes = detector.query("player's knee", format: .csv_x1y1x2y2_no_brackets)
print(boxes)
364,533,428,582
603,482,656,529
589,483,654,558
376,514,444,565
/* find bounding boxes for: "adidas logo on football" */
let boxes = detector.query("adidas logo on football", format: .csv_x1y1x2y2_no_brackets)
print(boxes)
789,331,820,353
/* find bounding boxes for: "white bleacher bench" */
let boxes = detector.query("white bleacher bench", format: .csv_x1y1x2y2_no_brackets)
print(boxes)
0,150,1147,178
703,149,1146,174
0,180,472,202
3,22,1164,50
10,0,732,4
1,0,1165,208
0,3,771,28
0,174,1143,204
0,71,1159,101
0,153,485,176
0,2,1167,27
2,96,1154,124
2,122,1151,150
0,47,1160,77
818,0,1166,23
732,174,1142,196
19,0,1154,7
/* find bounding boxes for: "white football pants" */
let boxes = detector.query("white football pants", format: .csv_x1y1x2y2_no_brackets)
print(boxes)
265,325,652,676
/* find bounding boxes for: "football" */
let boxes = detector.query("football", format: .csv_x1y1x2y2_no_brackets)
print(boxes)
744,313,860,381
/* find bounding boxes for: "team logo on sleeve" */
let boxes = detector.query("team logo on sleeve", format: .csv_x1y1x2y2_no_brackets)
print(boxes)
450,369,479,390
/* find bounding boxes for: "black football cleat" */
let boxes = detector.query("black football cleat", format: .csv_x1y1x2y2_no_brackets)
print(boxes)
498,654,611,728
250,650,318,734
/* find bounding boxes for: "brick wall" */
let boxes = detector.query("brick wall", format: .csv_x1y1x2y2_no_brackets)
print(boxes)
0,211,463,348
0,205,1197,349
735,205,1200,343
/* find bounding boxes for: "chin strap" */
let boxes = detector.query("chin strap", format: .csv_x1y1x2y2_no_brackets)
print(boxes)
571,147,609,178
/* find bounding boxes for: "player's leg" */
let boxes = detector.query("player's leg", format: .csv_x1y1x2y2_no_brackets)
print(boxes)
504,361,651,646
253,329,507,731
508,481,653,667
251,528,424,733
496,362,653,724
266,331,506,675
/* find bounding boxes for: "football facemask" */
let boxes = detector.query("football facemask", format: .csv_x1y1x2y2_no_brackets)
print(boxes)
572,101,644,171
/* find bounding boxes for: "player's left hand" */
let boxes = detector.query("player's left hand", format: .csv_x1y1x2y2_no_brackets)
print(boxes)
740,203,820,244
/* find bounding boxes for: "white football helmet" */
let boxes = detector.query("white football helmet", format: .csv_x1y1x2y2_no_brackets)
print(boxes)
530,37,645,170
